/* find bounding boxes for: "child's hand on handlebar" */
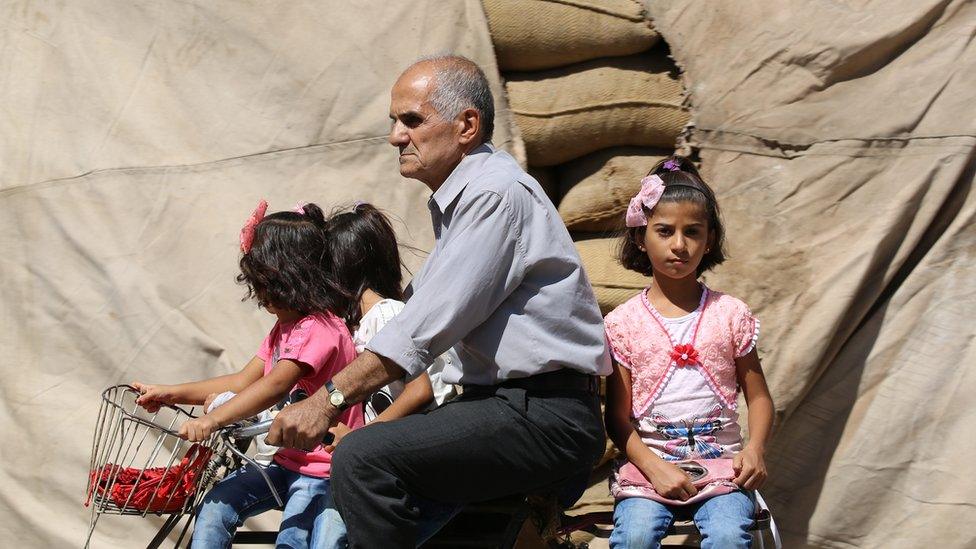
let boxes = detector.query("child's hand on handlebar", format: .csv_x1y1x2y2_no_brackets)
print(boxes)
132,382,177,413
180,415,220,442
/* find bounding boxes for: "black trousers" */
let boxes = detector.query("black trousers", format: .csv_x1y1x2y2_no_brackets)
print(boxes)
330,374,605,548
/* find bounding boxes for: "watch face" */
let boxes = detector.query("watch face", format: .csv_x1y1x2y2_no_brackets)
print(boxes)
329,391,344,407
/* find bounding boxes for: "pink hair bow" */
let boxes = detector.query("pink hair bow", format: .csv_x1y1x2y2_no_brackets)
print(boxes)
240,199,268,253
625,175,665,227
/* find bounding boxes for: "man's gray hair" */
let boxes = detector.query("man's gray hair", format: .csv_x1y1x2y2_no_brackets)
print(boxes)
415,54,495,143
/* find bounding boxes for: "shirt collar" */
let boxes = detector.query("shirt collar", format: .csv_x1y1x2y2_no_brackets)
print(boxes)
429,143,494,213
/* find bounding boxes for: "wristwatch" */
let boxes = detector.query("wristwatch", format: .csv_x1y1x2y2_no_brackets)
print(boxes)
325,380,349,411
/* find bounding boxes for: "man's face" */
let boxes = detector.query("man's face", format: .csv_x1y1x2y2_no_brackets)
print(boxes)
388,66,464,189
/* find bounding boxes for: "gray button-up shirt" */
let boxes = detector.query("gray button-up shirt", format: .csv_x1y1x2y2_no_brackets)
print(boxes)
367,144,611,385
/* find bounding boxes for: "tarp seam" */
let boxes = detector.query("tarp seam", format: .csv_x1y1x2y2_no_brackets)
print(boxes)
0,134,392,197
690,130,976,159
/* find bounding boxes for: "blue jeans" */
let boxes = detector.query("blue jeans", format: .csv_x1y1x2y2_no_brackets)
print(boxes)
609,491,755,549
192,463,342,549
315,492,461,548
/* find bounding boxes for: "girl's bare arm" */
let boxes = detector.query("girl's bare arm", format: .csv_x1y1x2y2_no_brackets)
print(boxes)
180,358,307,441
133,356,265,410
605,361,697,500
733,348,774,488
373,372,435,424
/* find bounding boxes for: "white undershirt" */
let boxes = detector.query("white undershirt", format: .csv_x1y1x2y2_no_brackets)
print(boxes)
354,299,457,423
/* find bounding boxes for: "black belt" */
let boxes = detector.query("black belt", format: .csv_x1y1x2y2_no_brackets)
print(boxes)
464,368,599,395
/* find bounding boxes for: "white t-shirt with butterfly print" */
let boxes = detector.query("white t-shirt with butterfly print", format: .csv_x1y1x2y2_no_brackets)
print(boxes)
624,302,748,462
353,298,458,423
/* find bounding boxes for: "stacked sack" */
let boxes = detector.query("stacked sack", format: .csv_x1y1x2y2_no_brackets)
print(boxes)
484,0,689,314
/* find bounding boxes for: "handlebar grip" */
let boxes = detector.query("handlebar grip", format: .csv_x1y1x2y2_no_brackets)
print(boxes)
231,419,274,438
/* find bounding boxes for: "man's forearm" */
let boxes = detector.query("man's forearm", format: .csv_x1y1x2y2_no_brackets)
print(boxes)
328,349,405,405
266,350,407,450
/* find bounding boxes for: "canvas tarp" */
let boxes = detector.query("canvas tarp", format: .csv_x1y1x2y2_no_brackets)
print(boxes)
3,1,976,548
639,2,974,548
0,1,519,546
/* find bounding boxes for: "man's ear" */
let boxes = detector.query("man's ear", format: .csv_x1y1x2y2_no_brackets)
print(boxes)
457,108,481,145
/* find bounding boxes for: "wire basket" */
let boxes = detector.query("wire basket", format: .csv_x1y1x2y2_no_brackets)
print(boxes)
84,385,222,547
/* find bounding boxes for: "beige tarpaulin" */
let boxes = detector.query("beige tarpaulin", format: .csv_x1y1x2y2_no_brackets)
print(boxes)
4,1,976,548
645,1,975,547
0,2,518,546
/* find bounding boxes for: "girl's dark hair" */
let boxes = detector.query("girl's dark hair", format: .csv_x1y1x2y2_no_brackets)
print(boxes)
237,203,352,318
618,155,727,276
325,203,404,328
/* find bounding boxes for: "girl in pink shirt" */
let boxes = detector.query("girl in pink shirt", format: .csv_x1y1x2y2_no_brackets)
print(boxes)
133,201,363,548
604,157,775,548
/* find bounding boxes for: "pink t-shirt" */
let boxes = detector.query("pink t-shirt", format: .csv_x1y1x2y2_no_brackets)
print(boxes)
256,311,364,478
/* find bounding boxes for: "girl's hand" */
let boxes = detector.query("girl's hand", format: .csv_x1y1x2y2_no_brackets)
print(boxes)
646,461,698,501
179,416,220,442
733,445,767,490
323,422,352,453
132,382,177,413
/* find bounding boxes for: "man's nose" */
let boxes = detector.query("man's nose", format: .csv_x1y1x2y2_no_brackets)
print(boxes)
389,121,408,147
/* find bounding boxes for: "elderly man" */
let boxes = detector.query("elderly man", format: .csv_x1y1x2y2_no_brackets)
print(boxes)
267,54,610,547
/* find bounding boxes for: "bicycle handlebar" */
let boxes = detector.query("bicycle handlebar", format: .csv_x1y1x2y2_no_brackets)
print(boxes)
222,387,335,445
228,419,274,439
225,418,335,445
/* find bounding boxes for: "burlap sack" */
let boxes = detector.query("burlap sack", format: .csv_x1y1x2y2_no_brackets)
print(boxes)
575,237,647,314
558,147,670,231
483,0,658,71
507,54,688,167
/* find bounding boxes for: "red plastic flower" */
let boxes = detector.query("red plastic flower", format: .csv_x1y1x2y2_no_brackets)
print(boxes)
670,344,699,367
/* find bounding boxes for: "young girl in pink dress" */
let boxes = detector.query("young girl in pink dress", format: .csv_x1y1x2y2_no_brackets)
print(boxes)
132,201,364,548
604,156,775,548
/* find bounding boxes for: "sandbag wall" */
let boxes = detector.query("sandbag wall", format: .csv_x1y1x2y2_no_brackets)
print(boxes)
483,0,690,315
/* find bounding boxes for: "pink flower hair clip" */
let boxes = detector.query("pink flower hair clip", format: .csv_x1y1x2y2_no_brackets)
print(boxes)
292,202,308,214
625,175,665,227
240,199,268,254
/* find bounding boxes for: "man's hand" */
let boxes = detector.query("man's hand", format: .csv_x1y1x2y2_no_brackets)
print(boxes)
733,445,767,490
266,392,338,451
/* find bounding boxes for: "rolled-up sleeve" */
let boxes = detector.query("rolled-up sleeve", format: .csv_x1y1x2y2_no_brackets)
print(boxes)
367,189,527,375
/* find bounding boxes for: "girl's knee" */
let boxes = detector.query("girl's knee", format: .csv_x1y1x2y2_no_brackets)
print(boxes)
696,492,755,549
700,524,753,548
196,499,239,525
610,522,668,549
610,498,671,548
191,500,241,546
